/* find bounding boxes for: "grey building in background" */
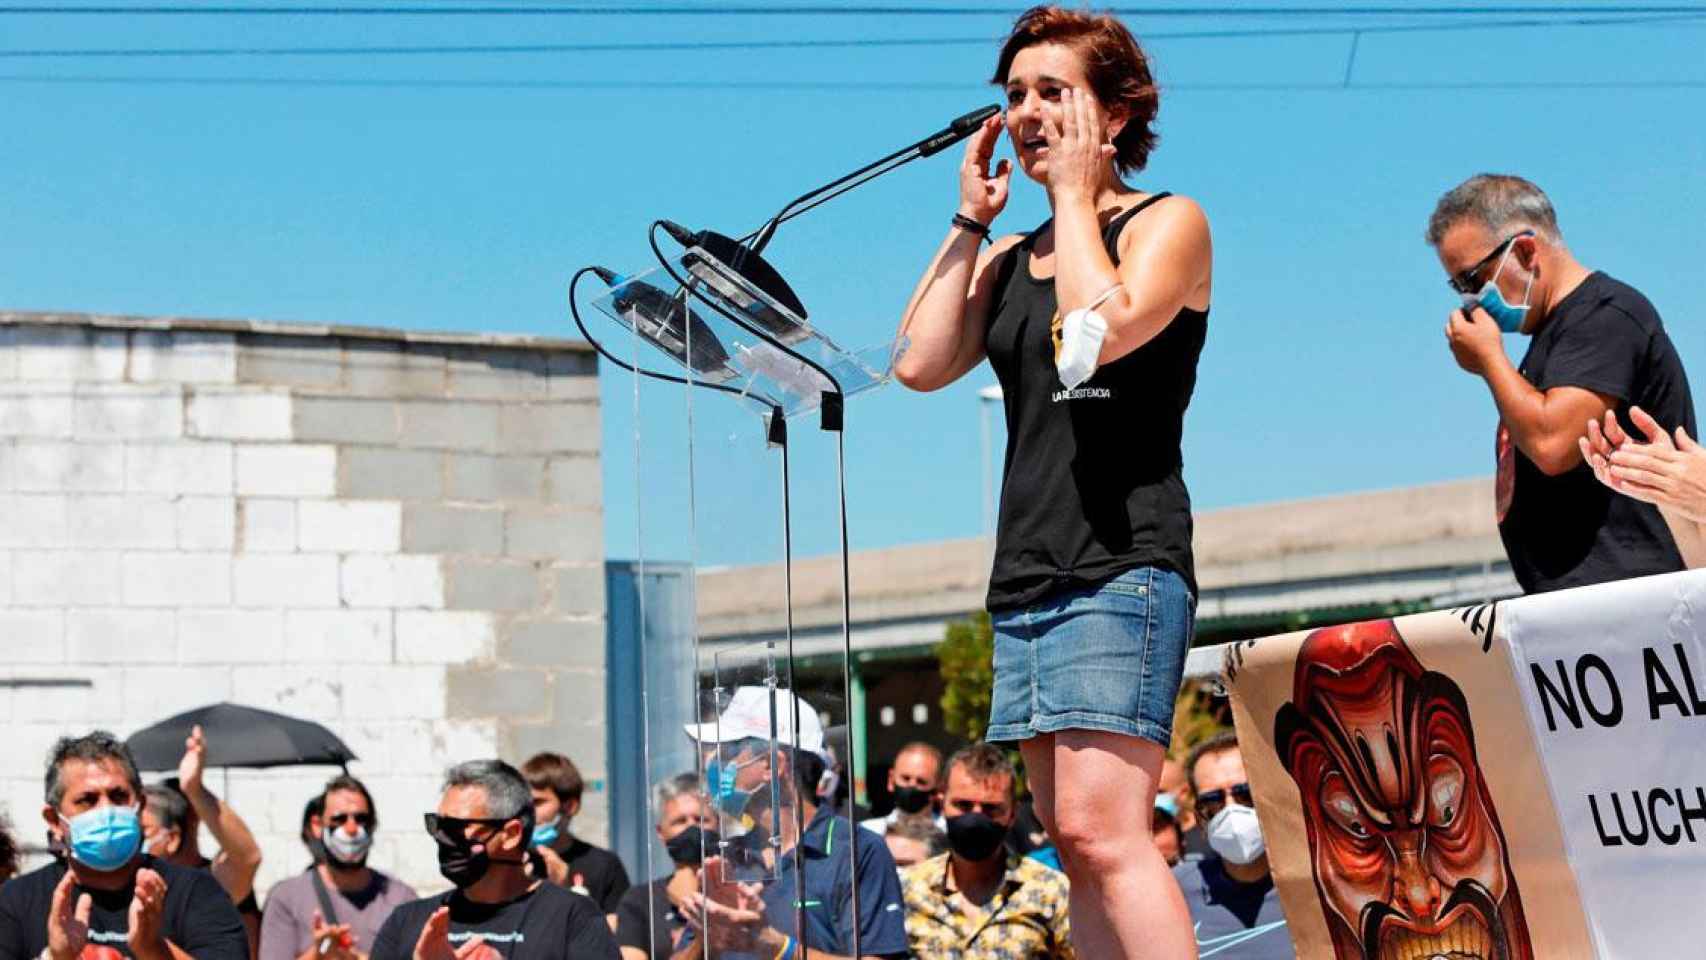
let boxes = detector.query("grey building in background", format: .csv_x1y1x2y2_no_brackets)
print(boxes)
0,311,605,895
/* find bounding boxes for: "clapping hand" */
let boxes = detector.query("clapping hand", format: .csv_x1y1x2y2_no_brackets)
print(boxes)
684,857,766,952
309,910,360,960
127,869,169,960
412,907,486,960
1580,405,1706,522
46,871,92,960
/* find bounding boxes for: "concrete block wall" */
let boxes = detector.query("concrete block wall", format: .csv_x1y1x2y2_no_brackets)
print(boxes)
0,314,606,896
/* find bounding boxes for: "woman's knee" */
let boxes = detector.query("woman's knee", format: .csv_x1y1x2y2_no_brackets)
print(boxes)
1050,796,1152,867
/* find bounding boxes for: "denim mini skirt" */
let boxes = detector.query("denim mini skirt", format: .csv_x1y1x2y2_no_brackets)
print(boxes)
985,565,1195,747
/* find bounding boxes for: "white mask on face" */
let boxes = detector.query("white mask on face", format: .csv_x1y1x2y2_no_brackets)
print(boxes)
1206,803,1266,865
324,824,372,865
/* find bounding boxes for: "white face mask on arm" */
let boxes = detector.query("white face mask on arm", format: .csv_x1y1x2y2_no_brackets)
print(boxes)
1055,283,1123,390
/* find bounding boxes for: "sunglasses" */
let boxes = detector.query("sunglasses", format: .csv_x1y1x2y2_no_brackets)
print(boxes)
1447,230,1533,295
1195,782,1254,818
423,813,517,846
326,812,374,829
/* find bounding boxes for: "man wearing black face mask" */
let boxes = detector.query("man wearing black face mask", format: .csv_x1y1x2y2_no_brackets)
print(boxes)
858,743,945,838
369,759,619,960
613,773,718,960
899,745,1072,960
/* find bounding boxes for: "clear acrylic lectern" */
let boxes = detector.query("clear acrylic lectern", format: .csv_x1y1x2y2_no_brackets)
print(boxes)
592,246,902,959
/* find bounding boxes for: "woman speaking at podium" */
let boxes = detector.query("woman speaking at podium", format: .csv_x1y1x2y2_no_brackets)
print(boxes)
894,6,1212,957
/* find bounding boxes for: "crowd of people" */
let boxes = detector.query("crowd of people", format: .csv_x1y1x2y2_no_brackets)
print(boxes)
4,0,1697,955
0,728,629,960
0,683,1291,960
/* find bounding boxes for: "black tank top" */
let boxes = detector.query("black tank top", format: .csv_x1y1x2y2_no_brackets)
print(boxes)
984,192,1208,610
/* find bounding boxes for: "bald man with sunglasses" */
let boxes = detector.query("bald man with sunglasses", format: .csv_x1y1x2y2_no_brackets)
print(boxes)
1427,173,1695,593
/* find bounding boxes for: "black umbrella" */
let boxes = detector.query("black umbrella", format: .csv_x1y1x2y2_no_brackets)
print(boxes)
125,702,357,772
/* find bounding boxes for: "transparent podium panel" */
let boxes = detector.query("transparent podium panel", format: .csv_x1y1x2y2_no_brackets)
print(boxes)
587,251,899,418
596,253,877,959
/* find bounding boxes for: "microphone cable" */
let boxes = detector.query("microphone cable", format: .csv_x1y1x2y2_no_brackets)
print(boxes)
647,219,846,408
567,264,750,400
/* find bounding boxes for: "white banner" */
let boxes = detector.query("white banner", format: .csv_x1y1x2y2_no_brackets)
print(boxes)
1500,568,1706,957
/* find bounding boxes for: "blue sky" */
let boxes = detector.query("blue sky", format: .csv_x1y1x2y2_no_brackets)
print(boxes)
4,3,1704,567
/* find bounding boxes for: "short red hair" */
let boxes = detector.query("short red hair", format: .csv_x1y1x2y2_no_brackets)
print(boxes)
991,5,1161,175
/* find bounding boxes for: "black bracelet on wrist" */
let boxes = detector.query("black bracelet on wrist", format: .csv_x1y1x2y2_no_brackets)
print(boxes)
951,213,992,245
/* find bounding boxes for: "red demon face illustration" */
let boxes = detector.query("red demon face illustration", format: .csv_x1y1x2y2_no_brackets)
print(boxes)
1273,620,1532,960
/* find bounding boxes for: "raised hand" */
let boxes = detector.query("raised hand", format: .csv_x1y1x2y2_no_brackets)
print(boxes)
178,724,207,798
128,868,169,959
1445,306,1504,376
958,113,1012,226
46,870,92,960
1041,86,1117,203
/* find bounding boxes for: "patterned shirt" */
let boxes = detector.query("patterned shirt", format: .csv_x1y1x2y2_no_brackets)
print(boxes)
900,853,1074,960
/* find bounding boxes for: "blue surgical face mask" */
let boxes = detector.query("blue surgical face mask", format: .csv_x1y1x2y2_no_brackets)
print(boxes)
703,754,760,817
1462,241,1534,333
530,818,560,848
62,805,143,872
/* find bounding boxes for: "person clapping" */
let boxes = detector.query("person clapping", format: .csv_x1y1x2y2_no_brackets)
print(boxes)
1579,406,1706,567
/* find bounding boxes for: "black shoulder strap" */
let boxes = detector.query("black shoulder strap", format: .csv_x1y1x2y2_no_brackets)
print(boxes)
307,867,340,925
1101,191,1174,256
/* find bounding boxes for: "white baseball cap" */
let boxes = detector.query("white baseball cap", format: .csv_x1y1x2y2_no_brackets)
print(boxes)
683,686,826,756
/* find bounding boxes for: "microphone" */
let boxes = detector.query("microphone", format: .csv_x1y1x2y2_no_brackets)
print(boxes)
592,266,737,383
918,104,1002,157
659,221,811,344
653,102,999,353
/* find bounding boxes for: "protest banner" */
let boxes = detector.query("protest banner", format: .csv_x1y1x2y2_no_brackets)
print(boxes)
1223,568,1706,959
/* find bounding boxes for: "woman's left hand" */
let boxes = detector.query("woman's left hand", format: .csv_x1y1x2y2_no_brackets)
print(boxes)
1042,86,1117,203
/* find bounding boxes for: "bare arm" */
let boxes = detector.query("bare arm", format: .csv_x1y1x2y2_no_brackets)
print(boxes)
1044,86,1211,366
894,113,1019,393
1479,355,1614,476
178,725,263,902
1053,193,1210,365
894,230,1021,392
1446,308,1614,476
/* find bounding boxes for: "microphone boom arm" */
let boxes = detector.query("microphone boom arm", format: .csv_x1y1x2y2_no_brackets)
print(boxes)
743,103,998,254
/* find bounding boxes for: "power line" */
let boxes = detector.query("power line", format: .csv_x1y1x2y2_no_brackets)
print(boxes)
2,12,1699,58
2,3,1706,15
2,73,1700,89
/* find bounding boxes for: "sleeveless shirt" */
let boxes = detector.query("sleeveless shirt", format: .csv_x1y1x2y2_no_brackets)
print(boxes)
984,192,1209,610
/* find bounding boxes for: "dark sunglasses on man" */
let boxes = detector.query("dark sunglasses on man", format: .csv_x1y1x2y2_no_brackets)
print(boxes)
423,812,520,847
1195,782,1254,821
1447,229,1535,295
326,812,374,829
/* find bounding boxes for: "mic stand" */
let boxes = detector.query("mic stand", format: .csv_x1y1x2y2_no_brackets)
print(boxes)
743,103,995,255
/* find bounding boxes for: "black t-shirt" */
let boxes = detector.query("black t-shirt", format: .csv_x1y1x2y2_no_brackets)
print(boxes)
614,878,689,960
0,856,248,960
549,835,630,914
1499,271,1696,592
369,883,619,960
984,193,1208,609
